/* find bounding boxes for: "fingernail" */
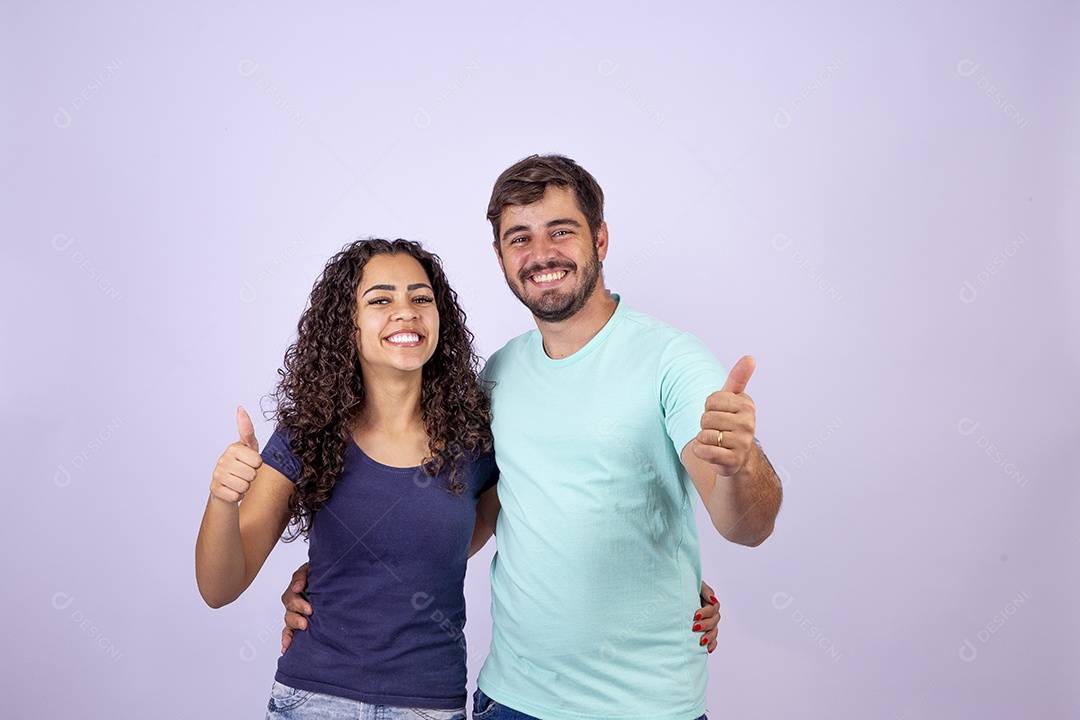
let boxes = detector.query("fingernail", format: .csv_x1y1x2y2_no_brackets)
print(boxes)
710,595,718,604
708,646,714,654
694,612,702,621
700,636,709,646
693,623,702,632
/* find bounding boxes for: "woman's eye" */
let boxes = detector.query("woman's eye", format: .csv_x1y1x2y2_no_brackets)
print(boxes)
368,297,389,305
414,296,434,304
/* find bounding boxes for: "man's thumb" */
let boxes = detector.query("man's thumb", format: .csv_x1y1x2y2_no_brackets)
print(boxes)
720,355,756,394
237,406,259,451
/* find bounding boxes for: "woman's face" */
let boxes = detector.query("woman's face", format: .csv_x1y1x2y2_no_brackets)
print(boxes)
354,253,440,377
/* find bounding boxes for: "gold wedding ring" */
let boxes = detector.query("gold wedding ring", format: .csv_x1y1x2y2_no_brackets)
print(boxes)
717,431,724,448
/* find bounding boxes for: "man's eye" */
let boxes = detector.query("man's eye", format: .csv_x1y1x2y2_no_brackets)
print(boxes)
510,236,527,244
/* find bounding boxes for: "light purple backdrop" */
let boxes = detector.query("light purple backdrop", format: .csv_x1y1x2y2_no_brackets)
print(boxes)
5,1,1078,718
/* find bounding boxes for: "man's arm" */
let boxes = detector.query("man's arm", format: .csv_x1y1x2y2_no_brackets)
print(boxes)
469,485,500,557
681,356,782,546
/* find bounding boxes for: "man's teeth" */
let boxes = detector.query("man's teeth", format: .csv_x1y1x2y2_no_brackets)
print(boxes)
532,270,567,283
386,333,420,344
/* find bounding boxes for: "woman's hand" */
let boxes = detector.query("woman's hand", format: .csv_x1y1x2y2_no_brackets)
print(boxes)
209,407,262,503
695,580,721,653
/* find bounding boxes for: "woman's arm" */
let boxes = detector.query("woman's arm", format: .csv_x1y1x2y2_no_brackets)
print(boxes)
468,485,500,558
195,409,294,607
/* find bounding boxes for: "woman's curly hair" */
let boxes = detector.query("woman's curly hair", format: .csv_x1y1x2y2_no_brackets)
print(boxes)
270,238,493,540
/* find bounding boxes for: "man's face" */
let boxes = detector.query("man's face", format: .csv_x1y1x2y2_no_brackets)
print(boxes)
494,185,608,323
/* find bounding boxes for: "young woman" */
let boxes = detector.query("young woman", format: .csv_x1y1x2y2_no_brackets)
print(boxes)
196,239,498,719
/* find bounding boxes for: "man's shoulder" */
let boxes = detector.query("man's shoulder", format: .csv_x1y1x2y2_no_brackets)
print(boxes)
482,329,537,377
614,301,720,373
617,302,701,347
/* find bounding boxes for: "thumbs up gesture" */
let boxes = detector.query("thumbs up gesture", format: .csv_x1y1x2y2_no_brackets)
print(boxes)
691,356,757,478
209,406,263,504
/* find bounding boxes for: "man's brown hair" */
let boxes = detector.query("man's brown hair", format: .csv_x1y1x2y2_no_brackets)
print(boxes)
486,154,605,245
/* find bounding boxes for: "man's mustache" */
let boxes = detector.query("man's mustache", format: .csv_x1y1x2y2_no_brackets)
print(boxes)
518,260,576,283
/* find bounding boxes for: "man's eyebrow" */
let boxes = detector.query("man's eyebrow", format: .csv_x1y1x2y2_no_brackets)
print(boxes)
500,218,582,242
361,282,432,297
501,224,529,242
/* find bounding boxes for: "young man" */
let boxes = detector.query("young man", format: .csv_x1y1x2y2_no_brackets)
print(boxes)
285,155,782,720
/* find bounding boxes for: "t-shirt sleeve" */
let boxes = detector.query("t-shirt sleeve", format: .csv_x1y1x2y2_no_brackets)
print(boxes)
658,333,729,455
261,427,302,484
464,448,499,497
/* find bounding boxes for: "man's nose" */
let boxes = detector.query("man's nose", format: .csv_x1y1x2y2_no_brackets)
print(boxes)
530,235,560,262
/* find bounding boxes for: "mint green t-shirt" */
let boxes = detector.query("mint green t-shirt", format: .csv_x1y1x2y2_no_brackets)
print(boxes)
477,296,727,720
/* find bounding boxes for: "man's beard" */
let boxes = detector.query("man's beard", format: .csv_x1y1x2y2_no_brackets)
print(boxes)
506,250,602,323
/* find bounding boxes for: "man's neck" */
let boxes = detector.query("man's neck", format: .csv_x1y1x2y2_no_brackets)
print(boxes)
535,288,618,360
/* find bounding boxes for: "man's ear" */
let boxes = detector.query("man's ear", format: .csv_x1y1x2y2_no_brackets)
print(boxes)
492,240,504,272
595,221,610,262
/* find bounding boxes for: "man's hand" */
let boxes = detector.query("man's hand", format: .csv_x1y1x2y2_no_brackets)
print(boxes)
695,580,721,653
691,356,757,478
280,562,312,653
209,407,262,504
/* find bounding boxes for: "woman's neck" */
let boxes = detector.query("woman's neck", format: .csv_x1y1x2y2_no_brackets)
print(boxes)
356,371,425,434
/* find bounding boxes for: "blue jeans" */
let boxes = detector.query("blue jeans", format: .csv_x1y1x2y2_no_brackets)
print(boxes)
266,681,466,720
472,689,707,720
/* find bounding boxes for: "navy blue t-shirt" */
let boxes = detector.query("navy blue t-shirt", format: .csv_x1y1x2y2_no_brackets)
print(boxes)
262,428,498,709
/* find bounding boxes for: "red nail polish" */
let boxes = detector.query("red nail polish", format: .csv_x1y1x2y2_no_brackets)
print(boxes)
700,636,709,646
710,595,718,604
708,646,714,654
694,612,702,621
693,623,702,632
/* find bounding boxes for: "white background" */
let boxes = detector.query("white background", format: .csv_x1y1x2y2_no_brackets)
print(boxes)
4,1,1079,718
